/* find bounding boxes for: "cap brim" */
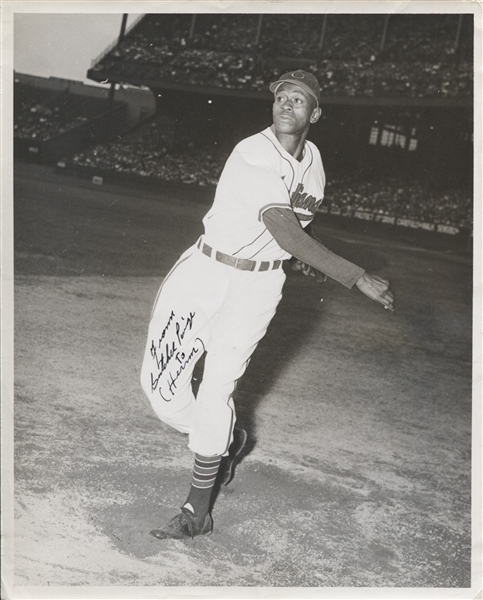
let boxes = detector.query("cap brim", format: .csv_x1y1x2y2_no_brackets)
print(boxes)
269,80,319,103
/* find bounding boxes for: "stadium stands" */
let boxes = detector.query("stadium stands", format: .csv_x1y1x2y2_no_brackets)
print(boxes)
16,14,472,234
324,175,472,228
70,138,472,228
70,112,226,186
88,13,473,98
14,81,118,142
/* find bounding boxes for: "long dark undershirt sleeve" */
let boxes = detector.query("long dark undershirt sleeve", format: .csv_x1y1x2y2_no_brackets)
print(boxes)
263,206,365,288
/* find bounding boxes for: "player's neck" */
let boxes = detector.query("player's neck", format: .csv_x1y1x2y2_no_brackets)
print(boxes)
271,126,307,162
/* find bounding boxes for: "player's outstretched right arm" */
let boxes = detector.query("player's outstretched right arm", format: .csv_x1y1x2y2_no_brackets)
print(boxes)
263,206,395,310
263,206,364,288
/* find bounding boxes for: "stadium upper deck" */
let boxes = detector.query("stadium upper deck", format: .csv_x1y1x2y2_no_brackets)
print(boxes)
87,13,473,102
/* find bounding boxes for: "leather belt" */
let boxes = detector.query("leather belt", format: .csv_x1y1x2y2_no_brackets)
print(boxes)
197,240,282,272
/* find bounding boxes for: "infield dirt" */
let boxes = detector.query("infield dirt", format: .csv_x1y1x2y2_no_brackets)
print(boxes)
10,163,473,590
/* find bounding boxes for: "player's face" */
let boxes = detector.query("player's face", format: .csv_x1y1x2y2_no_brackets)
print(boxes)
272,83,321,136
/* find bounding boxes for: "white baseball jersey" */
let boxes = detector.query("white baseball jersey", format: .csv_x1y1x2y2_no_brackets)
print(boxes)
203,127,326,261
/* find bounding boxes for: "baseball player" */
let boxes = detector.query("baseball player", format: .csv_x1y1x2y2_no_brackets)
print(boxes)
140,70,394,540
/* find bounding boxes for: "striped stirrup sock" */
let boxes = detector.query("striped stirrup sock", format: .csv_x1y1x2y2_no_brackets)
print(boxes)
183,454,222,517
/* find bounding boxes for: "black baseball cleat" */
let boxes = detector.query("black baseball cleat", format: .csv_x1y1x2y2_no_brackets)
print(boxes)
150,507,213,540
221,427,248,486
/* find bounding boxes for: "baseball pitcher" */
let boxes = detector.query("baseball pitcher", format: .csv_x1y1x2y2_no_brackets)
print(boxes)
140,70,395,540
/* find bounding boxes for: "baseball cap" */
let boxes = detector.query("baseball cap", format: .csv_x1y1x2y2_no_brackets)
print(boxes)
269,70,321,105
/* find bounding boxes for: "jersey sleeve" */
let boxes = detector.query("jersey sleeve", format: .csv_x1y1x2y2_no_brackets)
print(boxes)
263,206,365,288
225,149,291,221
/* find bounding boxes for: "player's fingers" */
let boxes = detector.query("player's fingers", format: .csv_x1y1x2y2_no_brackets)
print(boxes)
383,290,395,311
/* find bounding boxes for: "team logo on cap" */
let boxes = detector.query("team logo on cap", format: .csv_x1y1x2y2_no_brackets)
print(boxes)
291,71,306,79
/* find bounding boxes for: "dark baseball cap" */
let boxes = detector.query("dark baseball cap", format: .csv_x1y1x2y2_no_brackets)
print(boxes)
269,70,321,104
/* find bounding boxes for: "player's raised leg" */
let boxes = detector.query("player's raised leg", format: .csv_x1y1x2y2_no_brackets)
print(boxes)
140,297,209,433
143,249,233,539
140,246,215,433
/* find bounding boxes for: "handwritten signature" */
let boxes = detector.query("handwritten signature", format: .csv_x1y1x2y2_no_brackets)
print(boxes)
158,337,205,402
149,310,203,401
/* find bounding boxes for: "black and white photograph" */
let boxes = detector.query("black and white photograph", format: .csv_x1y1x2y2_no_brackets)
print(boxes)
1,1,481,597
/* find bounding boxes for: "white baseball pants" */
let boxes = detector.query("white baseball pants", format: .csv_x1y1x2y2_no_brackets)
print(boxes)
140,241,285,457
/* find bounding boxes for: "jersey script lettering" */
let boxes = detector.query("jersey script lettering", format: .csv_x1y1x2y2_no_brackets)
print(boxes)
290,182,322,219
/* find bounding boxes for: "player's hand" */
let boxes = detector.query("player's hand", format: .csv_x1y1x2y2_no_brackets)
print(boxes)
356,273,395,311
291,259,327,283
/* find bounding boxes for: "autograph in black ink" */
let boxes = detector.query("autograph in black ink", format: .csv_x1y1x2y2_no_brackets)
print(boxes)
159,337,206,402
176,312,195,346
149,310,200,400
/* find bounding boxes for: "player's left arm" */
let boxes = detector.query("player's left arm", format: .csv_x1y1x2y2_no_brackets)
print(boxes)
263,206,395,311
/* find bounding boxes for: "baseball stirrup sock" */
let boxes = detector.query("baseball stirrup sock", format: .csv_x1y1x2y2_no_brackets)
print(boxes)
183,454,222,517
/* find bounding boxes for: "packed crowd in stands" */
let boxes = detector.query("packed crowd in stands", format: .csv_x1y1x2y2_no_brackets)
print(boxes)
70,138,472,228
324,175,472,228
190,14,259,52
71,137,226,187
89,13,473,98
14,82,112,142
